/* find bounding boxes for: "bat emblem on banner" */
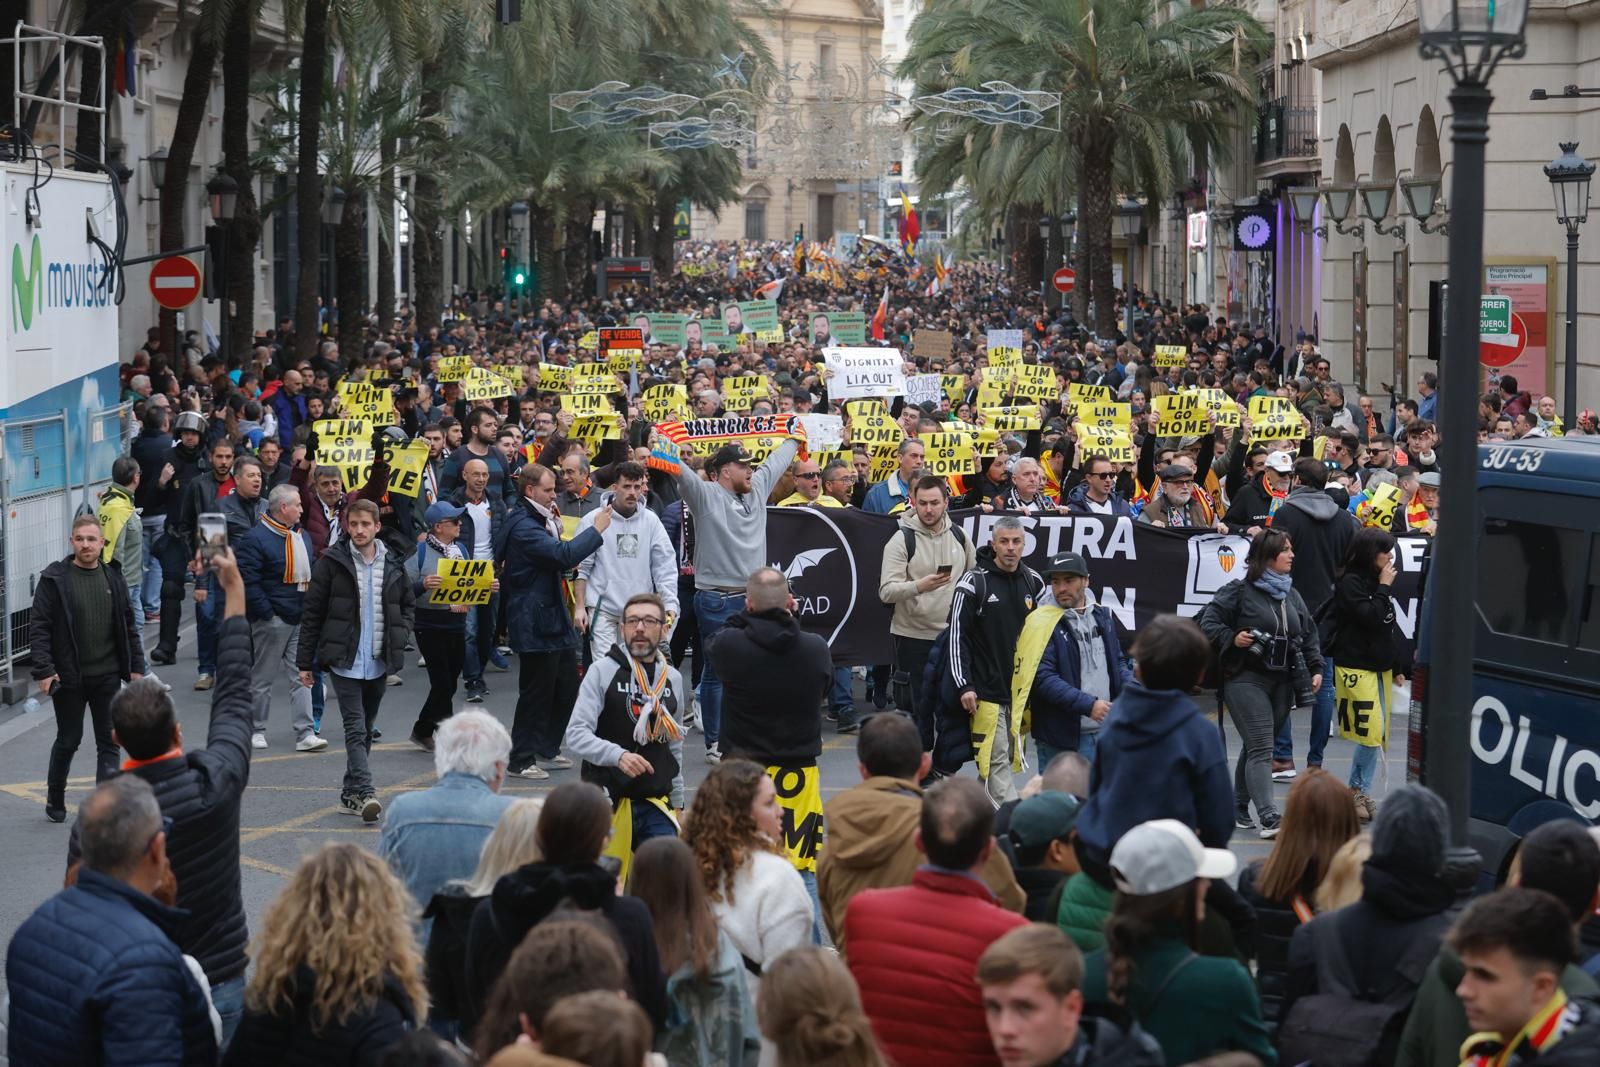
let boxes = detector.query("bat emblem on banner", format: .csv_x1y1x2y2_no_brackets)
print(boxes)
781,548,836,581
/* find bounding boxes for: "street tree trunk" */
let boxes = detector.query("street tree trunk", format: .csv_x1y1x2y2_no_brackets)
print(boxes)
293,0,329,362
411,65,443,332
375,136,395,330
651,192,675,280
1081,140,1117,338
221,0,260,362
335,191,366,359
71,0,119,170
533,206,559,300
1072,178,1091,325
159,25,219,359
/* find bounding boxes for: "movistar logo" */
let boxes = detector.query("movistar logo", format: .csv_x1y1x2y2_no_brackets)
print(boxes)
12,234,42,331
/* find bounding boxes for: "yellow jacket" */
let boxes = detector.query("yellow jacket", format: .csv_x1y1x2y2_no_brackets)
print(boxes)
778,493,844,508
97,484,143,574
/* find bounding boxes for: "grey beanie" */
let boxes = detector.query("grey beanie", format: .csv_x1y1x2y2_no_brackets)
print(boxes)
1370,783,1449,878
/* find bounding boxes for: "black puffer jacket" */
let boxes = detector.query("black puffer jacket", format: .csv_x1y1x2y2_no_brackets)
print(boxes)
296,538,415,676
67,614,254,984
220,966,416,1067
421,886,479,1024
709,608,831,766
1328,570,1406,673
1237,859,1317,1027
461,861,667,1044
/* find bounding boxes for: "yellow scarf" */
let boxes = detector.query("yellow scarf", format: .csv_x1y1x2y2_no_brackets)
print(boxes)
1011,605,1065,741
1460,988,1570,1067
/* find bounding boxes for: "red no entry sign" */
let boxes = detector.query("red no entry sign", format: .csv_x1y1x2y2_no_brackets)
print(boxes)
1480,311,1528,369
149,255,203,310
1052,266,1076,293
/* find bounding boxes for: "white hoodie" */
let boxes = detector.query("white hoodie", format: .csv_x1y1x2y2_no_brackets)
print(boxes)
575,503,679,619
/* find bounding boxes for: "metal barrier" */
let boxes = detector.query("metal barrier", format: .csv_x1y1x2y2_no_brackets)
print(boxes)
0,401,132,693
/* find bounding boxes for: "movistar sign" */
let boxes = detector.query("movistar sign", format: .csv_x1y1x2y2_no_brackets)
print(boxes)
11,233,113,331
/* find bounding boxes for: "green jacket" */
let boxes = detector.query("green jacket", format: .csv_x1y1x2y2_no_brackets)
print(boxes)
1395,944,1600,1067
1057,872,1115,953
1082,933,1277,1067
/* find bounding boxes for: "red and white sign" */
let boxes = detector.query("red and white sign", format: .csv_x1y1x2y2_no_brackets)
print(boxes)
1480,311,1529,369
1052,267,1076,294
149,255,203,310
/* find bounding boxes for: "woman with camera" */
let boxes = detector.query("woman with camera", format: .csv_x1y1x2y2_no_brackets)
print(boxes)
1199,529,1323,839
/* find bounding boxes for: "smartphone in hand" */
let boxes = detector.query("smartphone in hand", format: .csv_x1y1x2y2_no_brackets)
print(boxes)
198,513,228,564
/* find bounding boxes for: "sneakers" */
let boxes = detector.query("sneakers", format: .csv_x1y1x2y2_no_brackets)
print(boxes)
340,793,382,822
488,653,510,672
149,648,176,666
497,644,512,657
465,682,486,704
543,755,573,770
1235,805,1255,831
1352,791,1377,823
371,727,382,741
251,732,268,750
410,732,435,753
512,764,549,780
146,671,172,692
386,674,403,686
193,673,214,691
45,803,65,823
295,734,330,752
146,611,161,623
1271,759,1298,782
837,717,862,734
1259,815,1282,839
416,656,427,668
705,743,722,765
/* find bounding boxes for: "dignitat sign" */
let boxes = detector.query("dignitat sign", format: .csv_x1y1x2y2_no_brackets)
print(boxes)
821,347,907,401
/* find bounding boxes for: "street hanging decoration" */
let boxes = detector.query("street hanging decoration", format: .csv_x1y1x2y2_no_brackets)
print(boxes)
910,81,1063,131
649,104,755,151
548,82,703,132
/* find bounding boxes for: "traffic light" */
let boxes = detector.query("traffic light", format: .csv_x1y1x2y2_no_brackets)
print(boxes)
513,265,527,289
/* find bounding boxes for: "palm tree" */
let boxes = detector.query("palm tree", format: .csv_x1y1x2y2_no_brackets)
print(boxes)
902,0,1268,334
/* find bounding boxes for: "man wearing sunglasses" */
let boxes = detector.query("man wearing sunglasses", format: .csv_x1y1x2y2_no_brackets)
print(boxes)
1063,455,1132,518
777,458,842,508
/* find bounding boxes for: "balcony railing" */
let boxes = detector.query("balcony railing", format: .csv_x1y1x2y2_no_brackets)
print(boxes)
1256,97,1319,164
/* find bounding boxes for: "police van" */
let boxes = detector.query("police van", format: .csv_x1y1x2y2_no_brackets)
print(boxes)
1409,434,1600,882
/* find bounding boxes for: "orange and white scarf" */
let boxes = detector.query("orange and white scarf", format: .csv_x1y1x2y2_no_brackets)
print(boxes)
263,515,312,586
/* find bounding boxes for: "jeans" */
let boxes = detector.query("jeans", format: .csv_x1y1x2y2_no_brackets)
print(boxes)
1347,672,1390,793
195,573,218,676
329,672,386,796
210,974,246,1050
1273,654,1335,765
46,674,121,808
830,666,858,725
1228,670,1292,822
249,618,314,739
139,517,164,614
632,799,679,845
892,635,937,749
511,647,579,769
1037,732,1097,775
671,575,701,685
414,627,466,739
799,868,825,946
463,595,497,687
693,590,745,748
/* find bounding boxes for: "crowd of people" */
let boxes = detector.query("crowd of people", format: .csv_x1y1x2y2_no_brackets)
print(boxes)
7,238,1599,1067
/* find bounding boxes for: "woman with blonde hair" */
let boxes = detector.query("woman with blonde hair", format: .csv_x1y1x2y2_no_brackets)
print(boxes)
424,797,543,1040
757,946,887,1067
1313,833,1372,913
1235,768,1360,1026
222,844,427,1065
682,759,811,992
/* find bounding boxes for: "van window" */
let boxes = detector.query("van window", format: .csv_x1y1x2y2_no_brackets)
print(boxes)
1477,518,1583,645
1581,538,1600,653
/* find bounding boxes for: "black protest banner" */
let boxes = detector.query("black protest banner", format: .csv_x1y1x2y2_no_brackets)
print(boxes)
764,508,1428,667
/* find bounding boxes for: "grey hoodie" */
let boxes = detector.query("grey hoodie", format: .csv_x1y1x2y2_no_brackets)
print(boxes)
1063,595,1112,735
671,439,798,590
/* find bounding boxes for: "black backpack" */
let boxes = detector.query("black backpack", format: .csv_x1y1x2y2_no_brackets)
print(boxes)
901,522,967,562
890,524,970,714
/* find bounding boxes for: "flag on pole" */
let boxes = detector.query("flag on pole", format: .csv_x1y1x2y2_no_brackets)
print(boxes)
755,277,785,301
898,189,920,256
933,251,949,287
870,287,890,341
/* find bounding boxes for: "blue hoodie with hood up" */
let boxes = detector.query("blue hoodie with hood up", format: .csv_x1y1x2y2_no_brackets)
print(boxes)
1074,679,1235,873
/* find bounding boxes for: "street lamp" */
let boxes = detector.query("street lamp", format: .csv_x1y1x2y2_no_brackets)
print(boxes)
1545,141,1594,432
1359,179,1408,238
1320,183,1365,237
204,168,239,361
144,147,169,193
1415,0,1529,887
1400,171,1450,234
1117,197,1142,240
1288,186,1325,237
322,185,347,227
205,169,238,223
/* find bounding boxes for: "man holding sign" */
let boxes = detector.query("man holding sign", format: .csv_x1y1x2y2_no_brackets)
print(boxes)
406,501,478,749
297,500,416,822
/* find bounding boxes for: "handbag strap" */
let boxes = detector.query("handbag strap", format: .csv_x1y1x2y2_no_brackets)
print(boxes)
1144,951,1200,1012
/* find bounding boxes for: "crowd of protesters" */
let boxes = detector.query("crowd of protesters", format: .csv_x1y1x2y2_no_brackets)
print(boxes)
7,236,1600,1067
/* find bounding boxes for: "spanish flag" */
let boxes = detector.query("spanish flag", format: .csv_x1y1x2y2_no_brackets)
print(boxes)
870,287,890,341
898,190,920,256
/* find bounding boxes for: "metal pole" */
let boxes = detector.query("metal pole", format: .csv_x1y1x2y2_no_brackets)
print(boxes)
1565,225,1580,431
219,226,230,363
1426,77,1490,879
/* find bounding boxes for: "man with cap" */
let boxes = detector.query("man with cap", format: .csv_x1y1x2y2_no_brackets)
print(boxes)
666,432,799,763
1013,553,1133,770
1136,464,1226,531
1004,791,1083,921
1409,471,1440,535
1223,449,1295,534
1079,819,1272,1067
407,499,474,749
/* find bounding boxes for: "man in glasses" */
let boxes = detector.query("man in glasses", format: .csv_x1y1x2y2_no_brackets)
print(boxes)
564,592,687,857
1063,455,1131,518
777,457,840,508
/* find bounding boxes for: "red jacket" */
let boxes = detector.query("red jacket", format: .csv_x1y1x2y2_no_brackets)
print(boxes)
844,867,1029,1067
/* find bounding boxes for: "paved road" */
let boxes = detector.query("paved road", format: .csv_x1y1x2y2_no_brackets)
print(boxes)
0,617,1405,952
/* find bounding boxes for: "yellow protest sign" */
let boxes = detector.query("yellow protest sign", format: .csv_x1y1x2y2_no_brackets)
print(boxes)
921,432,976,476
316,433,372,471
537,364,572,392
578,330,599,349
1153,344,1187,368
843,399,888,420
985,413,1037,434
744,434,790,461
337,381,394,423
1249,396,1304,443
1153,392,1211,438
941,374,966,402
722,375,765,411
571,364,620,396
641,384,690,422
492,363,525,385
1358,481,1404,531
1336,667,1390,747
767,763,824,873
1075,402,1132,435
428,557,495,607
975,377,1009,410
754,326,785,344
1077,430,1135,464
1012,364,1057,404
383,439,430,499
851,414,903,449
988,345,1021,369
571,415,621,450
436,355,474,381
312,419,373,440
869,449,900,483
561,393,610,417
460,369,514,402
1196,388,1240,427
1068,382,1115,406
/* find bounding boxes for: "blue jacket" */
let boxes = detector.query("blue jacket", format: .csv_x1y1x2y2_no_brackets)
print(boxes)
862,474,911,515
6,867,218,1067
1031,605,1133,751
500,496,604,654
235,519,313,624
270,388,306,446
408,540,468,633
1063,481,1133,519
1074,681,1234,874
379,773,515,943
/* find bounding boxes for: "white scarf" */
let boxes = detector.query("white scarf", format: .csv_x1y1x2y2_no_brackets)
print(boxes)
527,496,562,539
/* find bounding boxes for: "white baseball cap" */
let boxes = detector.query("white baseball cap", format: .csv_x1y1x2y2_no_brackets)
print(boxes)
1110,819,1238,895
1264,451,1295,474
